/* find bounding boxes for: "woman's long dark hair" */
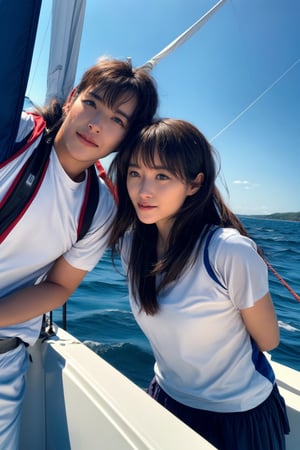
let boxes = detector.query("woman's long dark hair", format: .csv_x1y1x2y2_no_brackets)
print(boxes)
35,57,158,146
108,118,248,315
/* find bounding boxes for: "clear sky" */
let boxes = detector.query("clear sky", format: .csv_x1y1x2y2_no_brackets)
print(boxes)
26,0,300,215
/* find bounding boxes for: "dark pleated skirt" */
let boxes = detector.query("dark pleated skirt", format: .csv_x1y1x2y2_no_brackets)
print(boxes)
148,379,290,450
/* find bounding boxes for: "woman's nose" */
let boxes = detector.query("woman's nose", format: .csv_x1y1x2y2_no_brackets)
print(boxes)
139,178,153,197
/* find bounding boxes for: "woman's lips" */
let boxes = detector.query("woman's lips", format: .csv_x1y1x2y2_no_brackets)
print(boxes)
137,203,156,210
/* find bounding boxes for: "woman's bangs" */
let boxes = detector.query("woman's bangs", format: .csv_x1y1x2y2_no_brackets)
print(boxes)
130,141,157,169
159,144,186,179
131,141,185,180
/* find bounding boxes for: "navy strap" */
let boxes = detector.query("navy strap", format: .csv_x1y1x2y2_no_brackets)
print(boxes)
77,164,99,241
203,228,226,289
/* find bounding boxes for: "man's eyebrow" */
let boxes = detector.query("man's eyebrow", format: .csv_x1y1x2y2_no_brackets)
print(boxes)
88,91,132,122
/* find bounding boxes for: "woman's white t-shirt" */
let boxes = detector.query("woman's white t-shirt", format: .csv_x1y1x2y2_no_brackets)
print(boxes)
121,227,275,413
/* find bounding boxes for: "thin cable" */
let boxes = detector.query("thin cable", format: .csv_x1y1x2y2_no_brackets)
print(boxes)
265,260,300,303
27,11,51,98
211,58,300,142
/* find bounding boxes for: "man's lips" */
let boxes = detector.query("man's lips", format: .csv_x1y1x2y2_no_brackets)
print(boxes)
76,132,98,147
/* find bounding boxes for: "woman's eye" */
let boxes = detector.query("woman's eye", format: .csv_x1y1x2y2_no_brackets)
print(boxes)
156,173,169,180
112,116,125,127
128,170,139,177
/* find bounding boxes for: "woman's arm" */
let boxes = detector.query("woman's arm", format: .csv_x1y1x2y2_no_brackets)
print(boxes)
240,292,279,352
0,256,87,326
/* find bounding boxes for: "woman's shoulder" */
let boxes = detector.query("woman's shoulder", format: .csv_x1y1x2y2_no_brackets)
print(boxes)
209,226,257,252
206,226,260,274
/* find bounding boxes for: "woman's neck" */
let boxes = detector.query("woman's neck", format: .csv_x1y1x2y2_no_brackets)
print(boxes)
156,232,168,260
156,221,173,259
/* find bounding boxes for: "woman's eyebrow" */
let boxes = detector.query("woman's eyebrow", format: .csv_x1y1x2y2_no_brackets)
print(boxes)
88,91,131,122
129,161,169,171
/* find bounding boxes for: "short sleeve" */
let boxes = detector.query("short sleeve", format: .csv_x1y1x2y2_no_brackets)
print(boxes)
63,181,116,272
211,229,269,310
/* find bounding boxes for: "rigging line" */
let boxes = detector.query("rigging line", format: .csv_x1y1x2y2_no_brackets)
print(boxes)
209,56,300,303
27,10,52,99
211,58,300,142
139,0,228,71
138,0,300,304
265,259,300,303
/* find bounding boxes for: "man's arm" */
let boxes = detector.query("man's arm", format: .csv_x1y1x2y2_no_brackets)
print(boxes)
0,256,87,326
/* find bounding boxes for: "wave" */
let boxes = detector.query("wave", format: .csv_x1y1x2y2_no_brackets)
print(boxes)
278,320,299,332
84,340,155,388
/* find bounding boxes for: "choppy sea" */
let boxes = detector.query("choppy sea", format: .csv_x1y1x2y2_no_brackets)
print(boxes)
52,217,300,389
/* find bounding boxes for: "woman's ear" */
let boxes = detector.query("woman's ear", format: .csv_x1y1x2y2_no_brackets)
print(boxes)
62,87,78,115
187,172,204,196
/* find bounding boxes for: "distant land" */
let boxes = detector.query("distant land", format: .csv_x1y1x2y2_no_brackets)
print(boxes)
241,212,300,222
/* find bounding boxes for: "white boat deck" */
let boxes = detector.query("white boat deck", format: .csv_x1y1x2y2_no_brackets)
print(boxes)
20,327,215,449
269,358,300,450
20,327,299,449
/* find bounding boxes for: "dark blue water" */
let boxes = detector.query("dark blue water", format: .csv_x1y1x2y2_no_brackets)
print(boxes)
52,217,300,388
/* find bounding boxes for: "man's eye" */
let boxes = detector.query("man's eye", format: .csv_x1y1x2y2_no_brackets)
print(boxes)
82,99,96,108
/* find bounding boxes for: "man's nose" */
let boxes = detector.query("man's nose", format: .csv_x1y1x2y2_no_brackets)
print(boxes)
88,121,101,134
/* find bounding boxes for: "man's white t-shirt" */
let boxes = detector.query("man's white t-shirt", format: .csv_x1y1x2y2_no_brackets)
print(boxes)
0,112,116,345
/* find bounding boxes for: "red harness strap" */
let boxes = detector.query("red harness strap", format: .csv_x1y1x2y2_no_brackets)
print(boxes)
0,113,99,243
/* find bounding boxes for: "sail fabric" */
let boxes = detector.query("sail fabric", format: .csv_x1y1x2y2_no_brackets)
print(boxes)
45,0,86,105
0,0,42,163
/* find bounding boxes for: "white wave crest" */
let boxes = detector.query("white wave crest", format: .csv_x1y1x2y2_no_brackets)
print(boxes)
278,320,299,332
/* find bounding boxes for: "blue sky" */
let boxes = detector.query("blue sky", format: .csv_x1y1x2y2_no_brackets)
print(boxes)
27,0,300,215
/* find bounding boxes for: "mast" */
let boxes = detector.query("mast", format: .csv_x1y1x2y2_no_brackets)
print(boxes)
0,0,42,163
140,0,228,71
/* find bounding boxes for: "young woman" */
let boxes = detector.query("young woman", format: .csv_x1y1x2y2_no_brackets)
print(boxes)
108,118,290,450
0,57,158,449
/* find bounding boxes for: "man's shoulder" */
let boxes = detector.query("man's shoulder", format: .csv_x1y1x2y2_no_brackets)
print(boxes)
16,112,35,142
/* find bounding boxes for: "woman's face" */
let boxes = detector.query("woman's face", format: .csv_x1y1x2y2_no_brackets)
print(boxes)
127,151,197,238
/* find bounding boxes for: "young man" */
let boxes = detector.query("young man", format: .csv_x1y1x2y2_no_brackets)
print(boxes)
0,57,158,449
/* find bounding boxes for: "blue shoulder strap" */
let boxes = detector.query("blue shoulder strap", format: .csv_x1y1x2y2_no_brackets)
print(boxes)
203,228,226,289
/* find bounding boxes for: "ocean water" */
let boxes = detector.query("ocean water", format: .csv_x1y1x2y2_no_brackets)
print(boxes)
52,217,300,389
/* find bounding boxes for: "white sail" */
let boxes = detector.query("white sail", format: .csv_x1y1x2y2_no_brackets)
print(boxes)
45,0,86,105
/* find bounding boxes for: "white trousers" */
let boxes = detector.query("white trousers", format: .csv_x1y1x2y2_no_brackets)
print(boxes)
0,344,29,450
